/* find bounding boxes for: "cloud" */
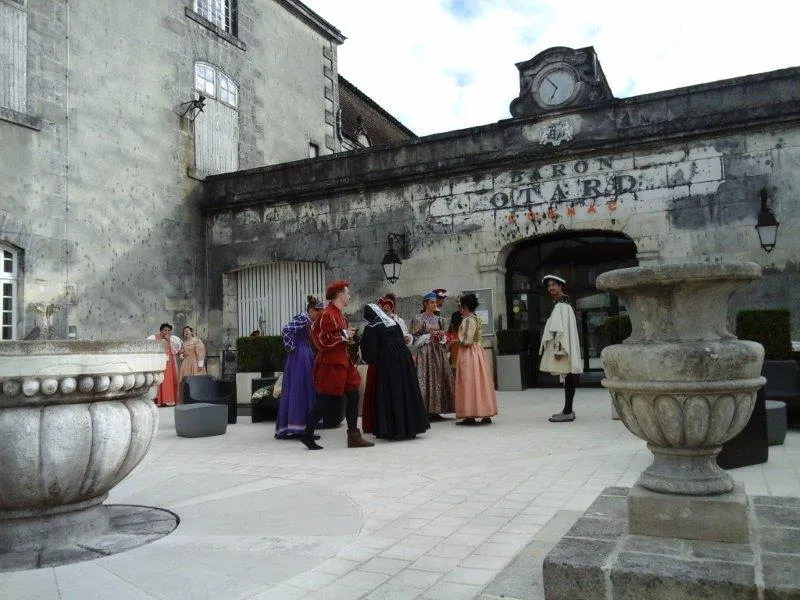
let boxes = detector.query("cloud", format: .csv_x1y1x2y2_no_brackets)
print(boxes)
302,0,800,136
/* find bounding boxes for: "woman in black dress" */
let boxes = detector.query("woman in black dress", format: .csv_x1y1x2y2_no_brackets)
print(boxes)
360,303,430,440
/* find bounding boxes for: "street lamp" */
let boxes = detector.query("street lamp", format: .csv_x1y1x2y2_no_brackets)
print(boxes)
381,233,408,284
755,188,779,253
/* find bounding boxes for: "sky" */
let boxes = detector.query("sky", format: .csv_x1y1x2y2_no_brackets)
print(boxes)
301,0,800,137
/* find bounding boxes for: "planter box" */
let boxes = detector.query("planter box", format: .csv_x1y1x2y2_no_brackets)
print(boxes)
235,372,261,405
496,354,526,391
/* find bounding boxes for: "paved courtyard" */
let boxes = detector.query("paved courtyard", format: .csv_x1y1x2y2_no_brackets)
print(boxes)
3,388,799,600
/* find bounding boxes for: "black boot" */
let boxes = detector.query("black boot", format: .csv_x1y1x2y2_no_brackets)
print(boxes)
301,431,323,450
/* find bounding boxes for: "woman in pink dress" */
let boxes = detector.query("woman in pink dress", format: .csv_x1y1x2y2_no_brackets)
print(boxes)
179,326,206,380
454,293,498,425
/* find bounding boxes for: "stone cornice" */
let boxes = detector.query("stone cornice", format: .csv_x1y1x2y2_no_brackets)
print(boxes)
200,67,800,212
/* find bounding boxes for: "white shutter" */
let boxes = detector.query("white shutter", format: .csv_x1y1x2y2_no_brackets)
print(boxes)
0,0,26,112
236,262,325,336
195,98,239,175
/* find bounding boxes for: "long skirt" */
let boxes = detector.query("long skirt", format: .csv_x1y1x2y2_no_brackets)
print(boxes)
156,357,178,407
361,364,377,433
455,345,498,419
275,344,318,438
415,342,455,415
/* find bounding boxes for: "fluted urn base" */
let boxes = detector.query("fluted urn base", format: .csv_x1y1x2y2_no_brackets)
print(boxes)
641,444,731,495
0,496,109,552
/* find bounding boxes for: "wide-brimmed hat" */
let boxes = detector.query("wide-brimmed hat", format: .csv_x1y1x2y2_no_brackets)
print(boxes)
541,274,567,286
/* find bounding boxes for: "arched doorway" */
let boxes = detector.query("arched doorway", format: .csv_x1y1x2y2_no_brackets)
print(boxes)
505,230,638,386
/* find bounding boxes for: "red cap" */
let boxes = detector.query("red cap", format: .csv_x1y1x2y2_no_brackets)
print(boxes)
377,296,395,313
325,280,349,300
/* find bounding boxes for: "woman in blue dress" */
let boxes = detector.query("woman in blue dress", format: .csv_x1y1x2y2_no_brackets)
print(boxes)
275,295,324,439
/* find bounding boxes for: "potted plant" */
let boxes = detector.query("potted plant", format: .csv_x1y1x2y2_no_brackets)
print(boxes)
495,329,528,391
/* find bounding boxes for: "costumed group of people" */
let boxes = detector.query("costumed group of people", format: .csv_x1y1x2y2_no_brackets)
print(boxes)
273,279,506,451
148,323,206,407
147,273,582,435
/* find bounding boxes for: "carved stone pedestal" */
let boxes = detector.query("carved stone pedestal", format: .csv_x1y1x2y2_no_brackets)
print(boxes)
628,483,748,543
543,488,800,600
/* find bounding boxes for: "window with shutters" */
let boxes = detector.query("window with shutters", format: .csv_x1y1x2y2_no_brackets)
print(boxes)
1,243,21,341
0,0,27,114
236,262,326,336
193,62,239,176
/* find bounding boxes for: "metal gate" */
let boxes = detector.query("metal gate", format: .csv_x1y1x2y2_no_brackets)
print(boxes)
236,262,325,336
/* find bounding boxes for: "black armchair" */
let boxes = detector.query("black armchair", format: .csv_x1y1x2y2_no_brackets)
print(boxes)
763,360,800,426
181,375,237,424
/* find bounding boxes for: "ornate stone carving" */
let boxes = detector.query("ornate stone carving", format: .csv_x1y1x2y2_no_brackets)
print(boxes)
597,262,765,495
0,341,166,553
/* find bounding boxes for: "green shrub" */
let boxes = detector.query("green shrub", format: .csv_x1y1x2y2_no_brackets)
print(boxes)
495,329,528,355
736,309,792,360
605,314,632,345
235,335,289,374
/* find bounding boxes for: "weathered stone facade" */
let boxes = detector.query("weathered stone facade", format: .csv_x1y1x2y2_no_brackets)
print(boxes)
202,67,800,351
1,0,344,341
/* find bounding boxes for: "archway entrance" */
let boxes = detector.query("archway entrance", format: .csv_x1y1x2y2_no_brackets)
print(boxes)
505,230,638,386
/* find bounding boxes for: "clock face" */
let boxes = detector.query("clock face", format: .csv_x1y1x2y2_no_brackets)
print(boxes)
536,68,577,107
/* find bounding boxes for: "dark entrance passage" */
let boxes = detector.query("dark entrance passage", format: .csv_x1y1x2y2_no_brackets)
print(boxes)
505,230,638,386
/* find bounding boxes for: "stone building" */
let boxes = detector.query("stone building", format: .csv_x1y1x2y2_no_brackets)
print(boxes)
1,0,412,344
3,3,797,386
201,47,799,382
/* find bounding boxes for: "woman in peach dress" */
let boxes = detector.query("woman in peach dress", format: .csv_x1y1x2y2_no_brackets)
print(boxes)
454,293,498,425
179,326,206,380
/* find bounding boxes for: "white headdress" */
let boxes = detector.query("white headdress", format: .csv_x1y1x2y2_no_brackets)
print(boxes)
365,303,397,328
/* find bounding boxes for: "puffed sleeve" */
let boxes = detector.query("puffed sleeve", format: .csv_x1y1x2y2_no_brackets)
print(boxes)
282,313,307,352
196,338,206,366
458,316,479,346
317,311,345,349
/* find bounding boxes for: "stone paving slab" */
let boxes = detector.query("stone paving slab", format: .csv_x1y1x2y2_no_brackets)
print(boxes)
1,388,798,599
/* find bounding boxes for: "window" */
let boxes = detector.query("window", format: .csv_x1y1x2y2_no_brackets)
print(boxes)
194,0,236,35
0,0,27,113
193,62,239,175
194,62,237,109
309,142,319,158
1,244,20,340
217,72,238,108
194,63,216,97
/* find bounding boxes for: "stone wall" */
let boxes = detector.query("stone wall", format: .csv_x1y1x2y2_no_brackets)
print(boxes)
202,67,800,348
0,0,341,341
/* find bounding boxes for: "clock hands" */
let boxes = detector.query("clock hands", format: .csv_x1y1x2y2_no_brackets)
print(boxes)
544,76,558,101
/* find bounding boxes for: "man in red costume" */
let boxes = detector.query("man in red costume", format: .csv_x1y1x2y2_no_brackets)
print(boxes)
302,280,374,450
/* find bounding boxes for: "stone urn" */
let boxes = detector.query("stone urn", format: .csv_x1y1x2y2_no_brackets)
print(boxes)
0,340,165,551
597,262,765,495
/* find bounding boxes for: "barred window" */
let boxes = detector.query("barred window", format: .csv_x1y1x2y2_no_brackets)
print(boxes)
194,0,236,34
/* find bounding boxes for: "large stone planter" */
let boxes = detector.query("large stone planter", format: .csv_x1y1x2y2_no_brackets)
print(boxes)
597,262,765,495
0,340,166,552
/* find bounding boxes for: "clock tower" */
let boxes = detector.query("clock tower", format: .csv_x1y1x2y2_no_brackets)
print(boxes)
509,46,614,118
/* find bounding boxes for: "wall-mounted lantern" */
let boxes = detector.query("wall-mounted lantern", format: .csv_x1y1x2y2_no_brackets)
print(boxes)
381,233,409,284
755,188,779,253
180,95,206,122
